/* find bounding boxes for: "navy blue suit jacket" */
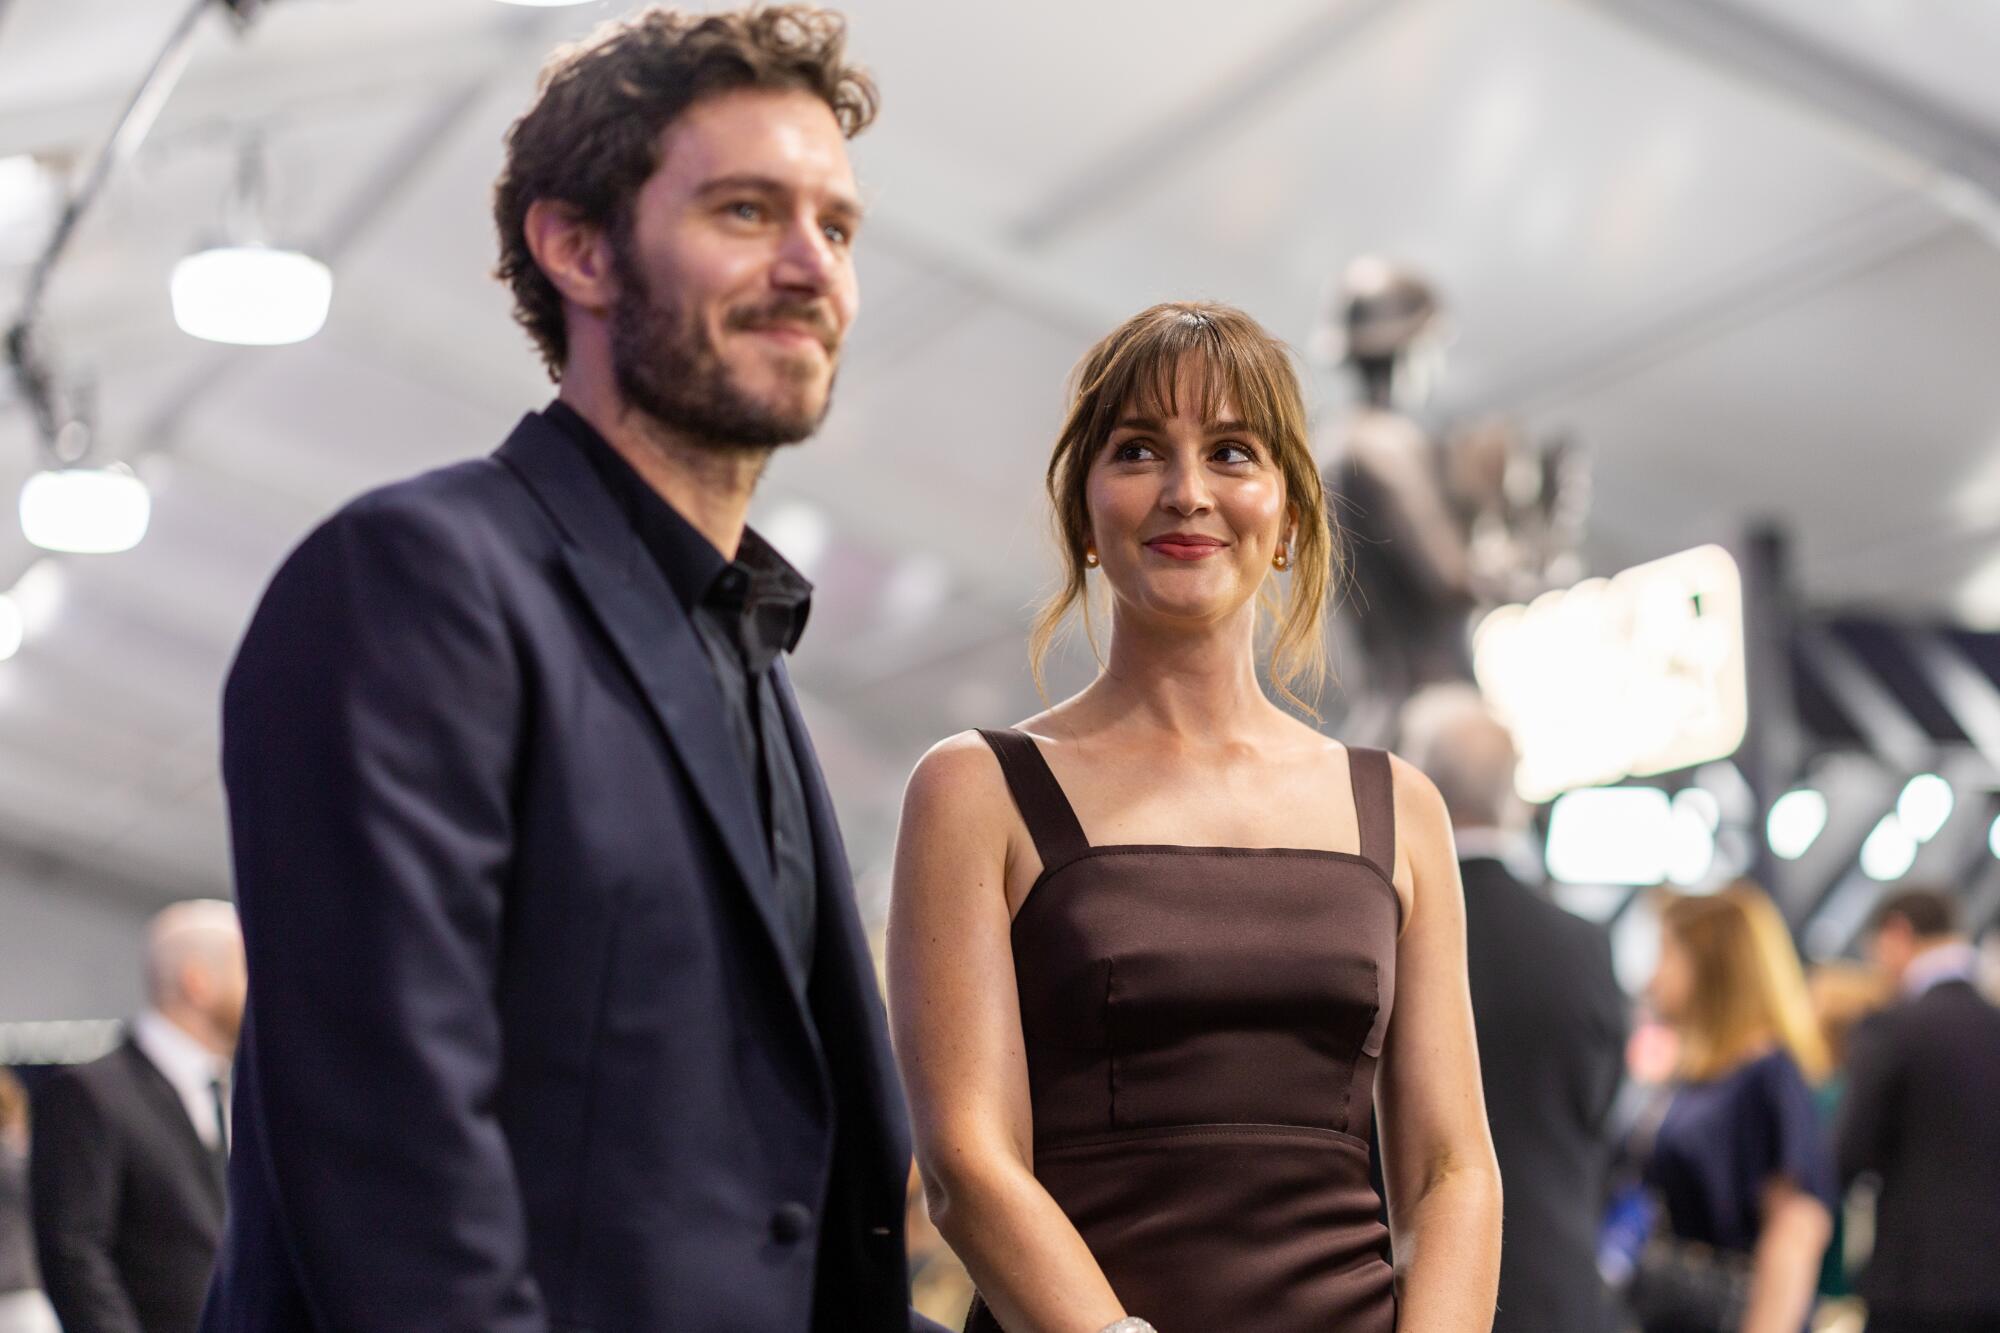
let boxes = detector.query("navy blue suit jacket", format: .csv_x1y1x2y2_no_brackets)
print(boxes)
201,412,942,1332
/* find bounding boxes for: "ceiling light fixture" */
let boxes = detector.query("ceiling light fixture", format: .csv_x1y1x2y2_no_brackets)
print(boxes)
1767,788,1828,861
19,462,150,555
171,135,331,346
172,244,331,345
12,406,151,555
1895,773,1954,843
1858,812,1918,883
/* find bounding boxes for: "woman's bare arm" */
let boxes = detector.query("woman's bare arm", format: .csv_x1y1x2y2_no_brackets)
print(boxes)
887,733,1128,1333
1375,756,1504,1331
1739,1177,1830,1333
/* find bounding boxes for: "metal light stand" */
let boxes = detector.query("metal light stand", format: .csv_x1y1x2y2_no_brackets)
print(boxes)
5,0,270,458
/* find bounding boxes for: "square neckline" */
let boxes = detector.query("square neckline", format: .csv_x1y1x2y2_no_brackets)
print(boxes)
979,728,1403,929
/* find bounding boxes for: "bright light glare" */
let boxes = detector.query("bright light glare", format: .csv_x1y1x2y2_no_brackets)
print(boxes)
1474,545,1746,801
1767,789,1828,860
19,467,151,554
0,595,20,661
1859,813,1918,883
1989,813,2000,861
171,245,332,345
1896,773,1954,843
1546,786,1671,886
1666,796,1716,886
1673,786,1721,833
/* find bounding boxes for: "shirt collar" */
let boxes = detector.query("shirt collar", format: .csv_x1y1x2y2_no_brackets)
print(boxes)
712,526,814,661
1903,940,1977,998
132,1010,226,1088
545,400,813,655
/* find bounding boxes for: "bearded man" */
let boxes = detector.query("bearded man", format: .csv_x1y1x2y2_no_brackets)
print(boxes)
201,9,944,1331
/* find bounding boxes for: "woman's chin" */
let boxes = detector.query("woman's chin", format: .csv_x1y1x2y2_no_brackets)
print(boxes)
1118,583,1255,627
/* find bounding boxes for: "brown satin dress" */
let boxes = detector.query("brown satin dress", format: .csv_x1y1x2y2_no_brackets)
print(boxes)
963,729,1402,1333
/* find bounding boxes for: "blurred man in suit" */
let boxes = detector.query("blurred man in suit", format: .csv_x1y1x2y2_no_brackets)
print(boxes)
1838,886,2000,1333
32,901,242,1333
200,9,943,1332
1402,686,1627,1333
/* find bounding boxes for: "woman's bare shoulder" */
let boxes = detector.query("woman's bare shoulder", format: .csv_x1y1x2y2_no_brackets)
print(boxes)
902,730,1013,831
897,733,1023,908
1383,748,1447,818
1381,749,1457,912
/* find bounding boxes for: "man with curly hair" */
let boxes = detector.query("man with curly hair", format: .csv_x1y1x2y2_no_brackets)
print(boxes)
202,9,946,1331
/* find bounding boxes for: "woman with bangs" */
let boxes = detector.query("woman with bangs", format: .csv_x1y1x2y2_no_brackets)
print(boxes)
888,302,1501,1333
1637,884,1838,1333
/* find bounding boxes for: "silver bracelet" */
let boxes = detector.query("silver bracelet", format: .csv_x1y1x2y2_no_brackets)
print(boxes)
1097,1321,1157,1333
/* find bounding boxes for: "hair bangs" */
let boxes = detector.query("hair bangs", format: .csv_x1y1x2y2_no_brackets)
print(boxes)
1092,316,1285,458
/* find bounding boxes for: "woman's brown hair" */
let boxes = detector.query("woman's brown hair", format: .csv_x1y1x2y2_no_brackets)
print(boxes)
1660,882,1832,1083
1028,302,1339,716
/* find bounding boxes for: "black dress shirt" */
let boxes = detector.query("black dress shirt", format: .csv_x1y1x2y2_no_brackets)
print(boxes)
547,402,818,981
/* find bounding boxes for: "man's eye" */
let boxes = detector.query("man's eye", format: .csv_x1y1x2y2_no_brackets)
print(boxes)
823,222,851,246
727,201,764,222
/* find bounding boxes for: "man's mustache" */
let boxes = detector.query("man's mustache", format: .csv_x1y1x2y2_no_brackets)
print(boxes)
726,300,840,352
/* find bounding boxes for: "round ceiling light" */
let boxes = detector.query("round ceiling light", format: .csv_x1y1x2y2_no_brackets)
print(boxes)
19,465,152,554
171,244,332,346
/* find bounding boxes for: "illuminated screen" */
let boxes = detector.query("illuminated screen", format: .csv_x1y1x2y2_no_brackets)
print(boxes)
1472,544,1748,803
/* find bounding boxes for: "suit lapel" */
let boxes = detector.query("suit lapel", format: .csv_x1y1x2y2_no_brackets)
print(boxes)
120,1039,226,1219
495,415,807,1011
773,661,907,1153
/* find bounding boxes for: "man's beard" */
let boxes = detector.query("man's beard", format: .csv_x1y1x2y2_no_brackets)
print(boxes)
609,236,838,452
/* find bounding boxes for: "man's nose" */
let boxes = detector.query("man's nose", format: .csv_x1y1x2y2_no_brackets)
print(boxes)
772,212,838,293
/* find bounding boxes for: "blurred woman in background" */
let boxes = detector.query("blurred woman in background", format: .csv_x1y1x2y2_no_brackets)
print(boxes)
1639,884,1837,1333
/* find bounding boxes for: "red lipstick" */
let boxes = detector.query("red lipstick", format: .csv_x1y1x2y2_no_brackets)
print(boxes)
1143,533,1227,561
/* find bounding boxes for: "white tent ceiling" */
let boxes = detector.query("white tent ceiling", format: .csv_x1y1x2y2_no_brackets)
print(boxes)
0,0,1997,976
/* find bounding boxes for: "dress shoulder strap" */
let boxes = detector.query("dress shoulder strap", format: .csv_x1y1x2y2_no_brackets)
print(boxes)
975,728,1090,870
1346,745,1397,883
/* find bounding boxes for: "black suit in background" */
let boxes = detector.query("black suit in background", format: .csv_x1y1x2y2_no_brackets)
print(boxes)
1836,977,2000,1332
29,1038,225,1333
1460,855,1628,1333
200,411,941,1333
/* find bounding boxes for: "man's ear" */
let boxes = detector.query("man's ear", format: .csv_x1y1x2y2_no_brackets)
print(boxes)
523,198,617,313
